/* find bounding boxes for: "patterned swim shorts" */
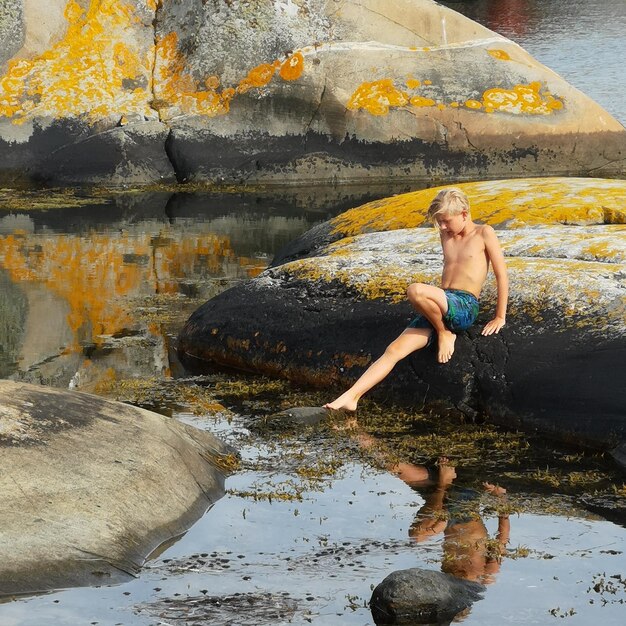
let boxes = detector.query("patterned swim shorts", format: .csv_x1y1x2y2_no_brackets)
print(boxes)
407,288,480,332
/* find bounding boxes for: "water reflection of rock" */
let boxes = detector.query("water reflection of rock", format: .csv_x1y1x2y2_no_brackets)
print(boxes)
0,269,27,378
0,186,389,389
0,218,259,388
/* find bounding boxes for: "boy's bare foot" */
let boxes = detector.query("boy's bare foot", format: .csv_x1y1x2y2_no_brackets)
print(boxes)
437,330,456,363
483,482,507,496
323,393,358,413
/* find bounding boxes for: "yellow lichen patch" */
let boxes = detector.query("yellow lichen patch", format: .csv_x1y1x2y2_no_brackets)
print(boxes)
154,36,306,118
279,51,305,81
330,193,435,236
347,79,409,115
464,99,482,110
487,49,511,61
410,95,436,107
285,257,436,303
0,0,307,124
347,74,563,117
356,269,435,302
580,241,621,261
330,178,626,236
154,31,229,118
237,63,276,94
604,205,626,224
481,82,564,115
0,0,153,123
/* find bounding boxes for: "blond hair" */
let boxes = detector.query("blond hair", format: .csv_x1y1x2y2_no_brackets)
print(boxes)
427,188,470,224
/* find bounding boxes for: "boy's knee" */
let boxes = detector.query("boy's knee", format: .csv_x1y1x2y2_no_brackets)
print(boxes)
407,282,427,301
383,341,404,360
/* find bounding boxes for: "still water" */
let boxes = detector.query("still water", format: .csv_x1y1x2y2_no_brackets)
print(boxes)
1,1,625,625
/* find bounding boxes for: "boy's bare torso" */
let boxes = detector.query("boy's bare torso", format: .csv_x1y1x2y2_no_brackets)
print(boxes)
439,224,490,298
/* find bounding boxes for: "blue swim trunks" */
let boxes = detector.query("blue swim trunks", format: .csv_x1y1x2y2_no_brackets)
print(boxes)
407,289,479,332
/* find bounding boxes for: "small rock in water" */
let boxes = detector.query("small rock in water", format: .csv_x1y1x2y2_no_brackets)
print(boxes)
266,406,329,427
370,568,485,625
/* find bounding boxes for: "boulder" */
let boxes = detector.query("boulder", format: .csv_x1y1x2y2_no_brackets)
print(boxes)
0,0,624,185
178,177,626,460
369,567,485,625
0,380,236,596
0,0,174,185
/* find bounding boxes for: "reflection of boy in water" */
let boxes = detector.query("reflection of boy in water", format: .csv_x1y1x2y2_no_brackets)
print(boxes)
341,425,510,584
409,459,510,585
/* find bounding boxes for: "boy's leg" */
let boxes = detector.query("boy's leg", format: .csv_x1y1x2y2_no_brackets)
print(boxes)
406,283,456,364
324,328,431,411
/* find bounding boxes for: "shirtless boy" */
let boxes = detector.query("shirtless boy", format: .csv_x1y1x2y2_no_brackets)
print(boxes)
325,187,508,412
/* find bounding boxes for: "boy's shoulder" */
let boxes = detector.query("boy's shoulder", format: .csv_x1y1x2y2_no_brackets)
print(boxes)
476,223,495,234
477,223,497,240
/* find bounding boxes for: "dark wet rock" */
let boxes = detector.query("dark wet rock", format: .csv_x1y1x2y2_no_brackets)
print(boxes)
611,441,626,472
579,494,626,528
0,119,176,186
179,178,626,463
0,1,624,184
0,380,236,596
266,406,330,428
370,567,485,625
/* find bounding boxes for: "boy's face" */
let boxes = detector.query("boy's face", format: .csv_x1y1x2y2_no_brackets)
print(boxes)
436,210,467,235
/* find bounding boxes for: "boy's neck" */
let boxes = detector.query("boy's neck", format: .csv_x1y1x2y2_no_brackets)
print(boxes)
447,218,476,238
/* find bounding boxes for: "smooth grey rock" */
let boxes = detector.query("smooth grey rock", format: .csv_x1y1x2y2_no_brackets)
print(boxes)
267,406,330,427
0,380,236,596
370,568,485,625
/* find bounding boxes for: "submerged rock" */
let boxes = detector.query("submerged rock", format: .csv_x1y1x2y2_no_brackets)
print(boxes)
0,1,624,184
179,177,626,462
0,380,236,596
370,567,485,625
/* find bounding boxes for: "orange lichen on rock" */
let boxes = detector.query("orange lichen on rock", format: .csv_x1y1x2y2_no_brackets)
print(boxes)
237,63,276,94
0,229,252,349
154,35,305,118
347,75,564,117
279,51,305,81
487,49,511,61
153,30,230,118
330,178,626,236
0,1,307,123
410,95,436,107
0,0,153,123
347,79,409,115
481,82,563,115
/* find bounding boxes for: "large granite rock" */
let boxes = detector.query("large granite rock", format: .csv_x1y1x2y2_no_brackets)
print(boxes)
0,0,624,185
0,379,236,596
178,177,626,461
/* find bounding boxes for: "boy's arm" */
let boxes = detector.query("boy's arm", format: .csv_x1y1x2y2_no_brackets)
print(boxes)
481,225,508,335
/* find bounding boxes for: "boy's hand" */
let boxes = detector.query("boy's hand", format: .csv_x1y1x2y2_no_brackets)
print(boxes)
482,317,505,335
